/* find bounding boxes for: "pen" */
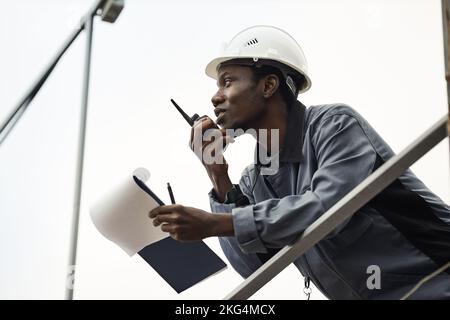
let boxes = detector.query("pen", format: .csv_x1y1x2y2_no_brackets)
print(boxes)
167,182,176,204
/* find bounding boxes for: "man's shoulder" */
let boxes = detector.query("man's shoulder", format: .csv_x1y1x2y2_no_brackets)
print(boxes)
305,103,363,126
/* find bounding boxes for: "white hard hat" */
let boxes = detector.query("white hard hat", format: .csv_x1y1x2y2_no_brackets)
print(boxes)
205,25,312,94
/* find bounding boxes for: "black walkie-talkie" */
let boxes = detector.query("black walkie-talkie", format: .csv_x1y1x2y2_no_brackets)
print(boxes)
170,99,234,150
170,99,201,127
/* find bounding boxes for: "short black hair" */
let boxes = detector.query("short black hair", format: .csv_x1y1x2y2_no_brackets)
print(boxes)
250,65,304,106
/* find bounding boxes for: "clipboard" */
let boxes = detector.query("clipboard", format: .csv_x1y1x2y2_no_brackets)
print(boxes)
90,169,227,293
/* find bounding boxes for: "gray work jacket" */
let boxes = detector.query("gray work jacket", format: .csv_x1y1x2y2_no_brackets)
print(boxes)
209,101,450,300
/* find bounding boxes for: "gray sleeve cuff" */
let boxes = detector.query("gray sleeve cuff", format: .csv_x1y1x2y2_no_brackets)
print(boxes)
208,189,236,213
232,205,267,254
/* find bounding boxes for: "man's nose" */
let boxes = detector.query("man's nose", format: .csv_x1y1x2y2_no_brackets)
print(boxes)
211,91,225,107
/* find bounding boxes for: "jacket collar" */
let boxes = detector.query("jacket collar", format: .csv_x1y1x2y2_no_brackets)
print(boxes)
254,100,306,166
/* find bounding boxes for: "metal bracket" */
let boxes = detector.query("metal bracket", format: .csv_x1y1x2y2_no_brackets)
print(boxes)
100,0,124,23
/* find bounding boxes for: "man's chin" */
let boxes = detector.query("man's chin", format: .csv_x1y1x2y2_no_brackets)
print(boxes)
217,120,232,130
218,119,248,132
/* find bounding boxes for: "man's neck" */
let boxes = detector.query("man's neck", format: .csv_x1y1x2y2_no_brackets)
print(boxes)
255,99,288,155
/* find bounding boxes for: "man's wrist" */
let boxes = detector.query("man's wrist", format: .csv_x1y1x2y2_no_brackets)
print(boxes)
209,171,233,202
210,213,234,237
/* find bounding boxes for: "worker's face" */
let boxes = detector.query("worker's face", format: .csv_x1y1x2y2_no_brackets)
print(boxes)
211,65,266,130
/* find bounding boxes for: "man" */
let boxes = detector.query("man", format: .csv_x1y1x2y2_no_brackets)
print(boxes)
150,26,450,299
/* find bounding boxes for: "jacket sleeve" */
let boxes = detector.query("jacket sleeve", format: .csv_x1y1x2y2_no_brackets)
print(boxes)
232,113,378,254
208,170,256,214
209,190,236,214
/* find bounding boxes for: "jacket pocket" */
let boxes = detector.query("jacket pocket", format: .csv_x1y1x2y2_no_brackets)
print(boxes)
319,212,373,258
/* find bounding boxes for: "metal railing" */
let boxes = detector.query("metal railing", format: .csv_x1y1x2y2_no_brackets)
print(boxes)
224,0,450,300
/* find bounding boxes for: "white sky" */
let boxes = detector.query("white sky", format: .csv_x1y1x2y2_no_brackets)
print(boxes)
0,0,448,299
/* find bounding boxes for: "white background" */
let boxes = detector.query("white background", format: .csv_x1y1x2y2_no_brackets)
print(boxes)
0,0,448,300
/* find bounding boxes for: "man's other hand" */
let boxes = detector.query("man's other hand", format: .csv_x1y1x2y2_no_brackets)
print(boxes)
149,204,234,242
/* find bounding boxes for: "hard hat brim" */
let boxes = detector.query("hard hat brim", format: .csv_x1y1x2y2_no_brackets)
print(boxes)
205,56,312,94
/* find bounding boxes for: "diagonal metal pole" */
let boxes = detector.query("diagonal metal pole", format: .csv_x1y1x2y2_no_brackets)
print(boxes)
0,27,83,146
0,0,123,147
224,115,448,300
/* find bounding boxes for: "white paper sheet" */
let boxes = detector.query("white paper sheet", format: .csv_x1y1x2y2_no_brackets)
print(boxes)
90,168,168,256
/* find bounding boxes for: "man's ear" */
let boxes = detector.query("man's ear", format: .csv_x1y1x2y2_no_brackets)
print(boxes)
262,74,279,98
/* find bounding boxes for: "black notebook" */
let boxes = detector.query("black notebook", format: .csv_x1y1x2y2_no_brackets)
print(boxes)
134,176,227,293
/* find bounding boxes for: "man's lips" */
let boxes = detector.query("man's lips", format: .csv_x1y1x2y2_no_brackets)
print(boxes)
216,111,227,123
214,107,227,117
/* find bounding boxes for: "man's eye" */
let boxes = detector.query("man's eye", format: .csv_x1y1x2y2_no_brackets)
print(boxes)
224,79,232,87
